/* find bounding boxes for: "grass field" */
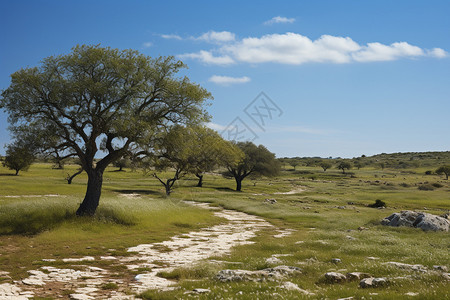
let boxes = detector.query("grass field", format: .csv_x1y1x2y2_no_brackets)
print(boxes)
0,161,449,299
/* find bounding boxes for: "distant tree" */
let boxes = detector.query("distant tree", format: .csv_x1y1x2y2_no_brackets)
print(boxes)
320,161,332,172
288,159,300,170
354,161,365,170
436,165,450,180
0,45,211,215
379,162,386,170
224,142,280,191
113,157,130,172
2,143,35,175
144,125,240,195
337,161,352,174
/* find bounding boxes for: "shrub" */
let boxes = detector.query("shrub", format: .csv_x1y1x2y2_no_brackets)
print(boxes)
418,184,435,191
399,183,410,188
425,170,433,175
432,183,443,188
368,199,386,208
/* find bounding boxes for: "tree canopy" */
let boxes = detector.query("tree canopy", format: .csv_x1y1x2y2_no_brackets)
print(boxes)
436,165,450,180
2,143,35,175
224,141,280,191
0,45,212,215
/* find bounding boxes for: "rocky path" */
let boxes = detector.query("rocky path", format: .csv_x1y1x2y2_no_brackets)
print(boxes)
0,201,277,299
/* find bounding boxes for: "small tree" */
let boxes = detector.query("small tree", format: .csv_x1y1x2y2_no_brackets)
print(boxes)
224,142,280,191
436,165,450,180
337,161,352,174
320,161,332,172
2,143,35,175
288,159,300,170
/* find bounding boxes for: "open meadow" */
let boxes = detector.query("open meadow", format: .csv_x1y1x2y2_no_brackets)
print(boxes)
0,156,448,299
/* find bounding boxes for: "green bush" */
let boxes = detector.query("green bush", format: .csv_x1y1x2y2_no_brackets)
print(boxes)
418,184,435,191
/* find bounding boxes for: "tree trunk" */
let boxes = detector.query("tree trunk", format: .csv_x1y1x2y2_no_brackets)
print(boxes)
235,176,242,191
196,174,203,187
15,169,19,176
76,169,103,216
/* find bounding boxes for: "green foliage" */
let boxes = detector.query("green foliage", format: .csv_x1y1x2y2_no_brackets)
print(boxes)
223,142,280,191
368,199,386,208
2,143,35,175
336,161,352,174
435,165,450,179
0,44,212,215
319,161,332,172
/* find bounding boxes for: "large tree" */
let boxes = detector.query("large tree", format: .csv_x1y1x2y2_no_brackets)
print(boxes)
224,142,280,191
0,45,211,215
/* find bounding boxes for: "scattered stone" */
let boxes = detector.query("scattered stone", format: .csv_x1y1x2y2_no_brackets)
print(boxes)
273,229,296,238
264,198,277,204
70,294,95,300
0,283,30,299
42,258,56,262
62,256,95,262
384,262,427,272
337,297,354,300
366,256,379,260
22,277,45,286
358,226,368,231
346,272,371,281
279,281,314,295
331,258,342,264
295,241,304,244
381,211,449,231
266,257,282,264
338,206,346,209
192,288,211,294
433,265,448,272
324,272,347,283
442,273,450,280
216,266,302,282
346,235,356,240
359,277,388,288
405,292,419,296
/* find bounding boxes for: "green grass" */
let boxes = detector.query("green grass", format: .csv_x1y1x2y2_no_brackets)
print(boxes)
0,161,449,299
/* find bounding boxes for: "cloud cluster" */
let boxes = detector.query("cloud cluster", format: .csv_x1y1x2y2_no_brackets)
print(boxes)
208,75,251,85
180,32,447,65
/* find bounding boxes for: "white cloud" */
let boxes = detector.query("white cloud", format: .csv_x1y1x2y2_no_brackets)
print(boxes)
265,16,296,25
428,47,447,58
178,50,235,65
161,34,182,40
352,42,424,62
196,31,235,43
180,32,446,65
205,122,227,131
142,42,152,48
208,75,251,86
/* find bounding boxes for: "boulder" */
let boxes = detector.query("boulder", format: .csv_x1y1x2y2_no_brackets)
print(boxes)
346,272,371,281
359,277,388,288
381,211,449,231
324,272,346,283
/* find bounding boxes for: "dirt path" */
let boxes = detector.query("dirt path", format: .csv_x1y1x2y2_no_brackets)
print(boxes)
0,201,278,299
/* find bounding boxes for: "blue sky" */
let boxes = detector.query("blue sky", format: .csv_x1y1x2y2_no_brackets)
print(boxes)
1,0,449,158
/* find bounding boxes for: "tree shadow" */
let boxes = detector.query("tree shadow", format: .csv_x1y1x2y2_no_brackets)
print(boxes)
0,173,16,176
214,187,236,192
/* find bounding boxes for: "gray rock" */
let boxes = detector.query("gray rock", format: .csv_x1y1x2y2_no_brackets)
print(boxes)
264,198,277,204
433,265,448,272
346,272,371,281
359,277,388,288
216,266,302,282
384,262,427,272
324,272,346,283
331,258,342,264
192,288,211,294
381,211,449,231
279,281,314,295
